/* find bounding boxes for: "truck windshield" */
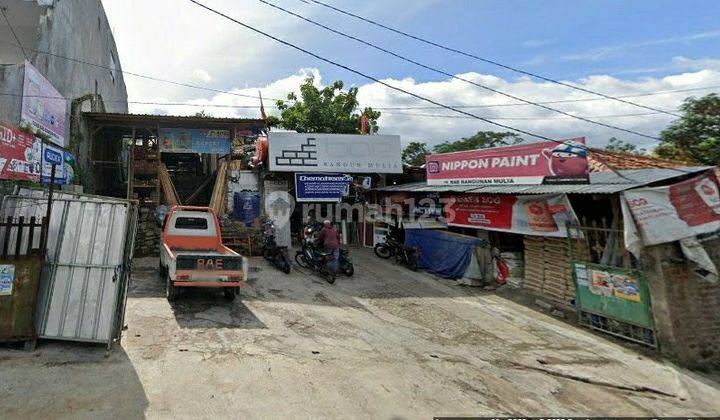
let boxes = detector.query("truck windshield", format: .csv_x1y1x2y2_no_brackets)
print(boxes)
174,217,208,230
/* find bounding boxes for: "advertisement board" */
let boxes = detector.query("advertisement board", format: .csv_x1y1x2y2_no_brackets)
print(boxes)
0,264,15,296
445,193,580,237
268,133,402,173
40,143,75,185
295,173,352,202
21,60,67,147
426,138,589,185
0,121,41,182
623,170,720,247
159,128,231,154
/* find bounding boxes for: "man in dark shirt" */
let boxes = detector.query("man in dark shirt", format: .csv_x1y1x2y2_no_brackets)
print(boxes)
316,220,341,272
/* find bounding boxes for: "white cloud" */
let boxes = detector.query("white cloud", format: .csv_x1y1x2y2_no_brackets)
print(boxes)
192,69,212,83
127,65,720,152
521,39,554,49
673,56,720,71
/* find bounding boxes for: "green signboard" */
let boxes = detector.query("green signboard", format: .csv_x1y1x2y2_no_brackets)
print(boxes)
572,262,653,329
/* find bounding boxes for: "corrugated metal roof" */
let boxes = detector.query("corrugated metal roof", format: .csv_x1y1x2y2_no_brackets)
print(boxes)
376,166,713,195
82,112,266,128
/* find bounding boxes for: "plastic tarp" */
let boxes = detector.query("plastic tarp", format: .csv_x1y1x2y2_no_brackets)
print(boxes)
405,229,483,279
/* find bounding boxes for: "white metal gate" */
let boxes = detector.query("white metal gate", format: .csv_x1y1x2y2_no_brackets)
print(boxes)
1,189,137,346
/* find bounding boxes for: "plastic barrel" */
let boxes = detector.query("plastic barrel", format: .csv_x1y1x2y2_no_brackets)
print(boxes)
233,192,260,226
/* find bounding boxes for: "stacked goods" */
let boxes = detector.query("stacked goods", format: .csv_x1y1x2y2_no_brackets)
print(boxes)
158,163,181,206
522,236,590,307
209,161,228,215
501,251,525,288
134,209,161,256
221,223,264,256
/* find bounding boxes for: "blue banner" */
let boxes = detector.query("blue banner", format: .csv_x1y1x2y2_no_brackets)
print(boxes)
159,128,231,154
295,173,352,202
41,143,74,185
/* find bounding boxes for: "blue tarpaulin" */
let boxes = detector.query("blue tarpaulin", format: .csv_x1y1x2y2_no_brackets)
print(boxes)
404,229,484,279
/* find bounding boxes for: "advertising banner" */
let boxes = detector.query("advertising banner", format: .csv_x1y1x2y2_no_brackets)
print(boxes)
426,138,589,185
159,128,231,154
622,171,720,281
40,143,75,185
623,171,720,247
268,133,402,173
295,173,352,202
445,193,580,237
21,60,67,147
0,121,41,182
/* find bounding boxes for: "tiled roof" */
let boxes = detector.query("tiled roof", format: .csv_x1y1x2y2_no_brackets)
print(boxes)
587,148,691,172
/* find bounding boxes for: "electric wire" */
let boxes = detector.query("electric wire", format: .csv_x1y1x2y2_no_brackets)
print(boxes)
257,0,662,140
307,0,683,117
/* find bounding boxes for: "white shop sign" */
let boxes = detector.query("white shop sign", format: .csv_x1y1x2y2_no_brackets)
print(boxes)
268,133,402,173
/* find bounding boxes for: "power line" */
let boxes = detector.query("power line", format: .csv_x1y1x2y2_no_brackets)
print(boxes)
307,0,682,118
186,0,638,181
381,110,673,121
1,6,29,61
257,0,662,140
0,40,281,102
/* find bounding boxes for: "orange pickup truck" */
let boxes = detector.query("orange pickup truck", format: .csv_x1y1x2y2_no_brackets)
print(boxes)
159,206,247,301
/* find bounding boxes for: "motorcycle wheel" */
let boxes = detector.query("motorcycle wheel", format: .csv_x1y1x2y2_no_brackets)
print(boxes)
342,263,354,277
324,271,336,284
295,252,310,268
262,247,274,261
373,243,392,259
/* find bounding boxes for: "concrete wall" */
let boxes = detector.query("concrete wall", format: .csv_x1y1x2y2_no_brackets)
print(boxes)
643,238,720,370
0,0,127,148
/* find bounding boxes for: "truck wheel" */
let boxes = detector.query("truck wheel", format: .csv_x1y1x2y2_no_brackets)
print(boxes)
223,288,237,301
165,274,178,302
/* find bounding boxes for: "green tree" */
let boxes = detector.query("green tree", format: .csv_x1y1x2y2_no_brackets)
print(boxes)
433,131,523,154
604,137,645,154
275,77,380,134
654,93,720,165
401,141,430,166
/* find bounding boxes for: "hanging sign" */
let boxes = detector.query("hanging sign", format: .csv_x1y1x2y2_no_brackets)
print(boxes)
445,193,581,237
295,173,352,202
0,121,41,182
159,128,231,154
21,60,67,147
426,138,589,185
268,133,402,173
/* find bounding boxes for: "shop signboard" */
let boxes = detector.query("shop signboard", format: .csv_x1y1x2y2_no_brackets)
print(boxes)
426,138,589,185
159,128,231,154
445,193,581,237
295,173,352,202
268,133,402,173
572,262,653,330
21,60,67,147
40,143,75,185
0,121,41,182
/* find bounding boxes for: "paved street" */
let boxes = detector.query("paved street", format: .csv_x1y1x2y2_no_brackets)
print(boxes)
1,248,719,419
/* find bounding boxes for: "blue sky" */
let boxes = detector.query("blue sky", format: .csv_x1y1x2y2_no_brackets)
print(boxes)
104,0,720,149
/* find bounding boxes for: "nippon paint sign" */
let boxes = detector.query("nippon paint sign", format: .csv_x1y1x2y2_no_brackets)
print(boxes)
426,138,589,185
268,133,402,173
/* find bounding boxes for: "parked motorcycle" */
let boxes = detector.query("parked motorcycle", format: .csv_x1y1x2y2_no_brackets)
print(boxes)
373,234,420,271
295,237,337,284
261,218,292,274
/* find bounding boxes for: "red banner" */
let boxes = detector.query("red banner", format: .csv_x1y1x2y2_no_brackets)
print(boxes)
0,121,40,182
445,193,580,237
426,138,589,186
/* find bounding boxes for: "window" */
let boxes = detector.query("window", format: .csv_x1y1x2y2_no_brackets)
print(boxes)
109,54,116,84
174,217,208,230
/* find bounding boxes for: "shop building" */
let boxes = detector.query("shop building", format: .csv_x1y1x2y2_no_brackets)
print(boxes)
374,139,720,369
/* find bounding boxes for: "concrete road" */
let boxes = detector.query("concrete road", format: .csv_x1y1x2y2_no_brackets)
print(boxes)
1,248,719,419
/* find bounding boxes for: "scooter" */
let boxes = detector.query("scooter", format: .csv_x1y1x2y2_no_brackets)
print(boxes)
297,222,354,277
295,237,337,284
373,234,420,271
261,218,292,274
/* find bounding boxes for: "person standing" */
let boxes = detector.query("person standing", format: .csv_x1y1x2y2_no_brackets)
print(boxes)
316,220,341,273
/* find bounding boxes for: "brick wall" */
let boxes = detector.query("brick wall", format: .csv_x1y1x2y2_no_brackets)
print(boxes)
643,238,720,369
